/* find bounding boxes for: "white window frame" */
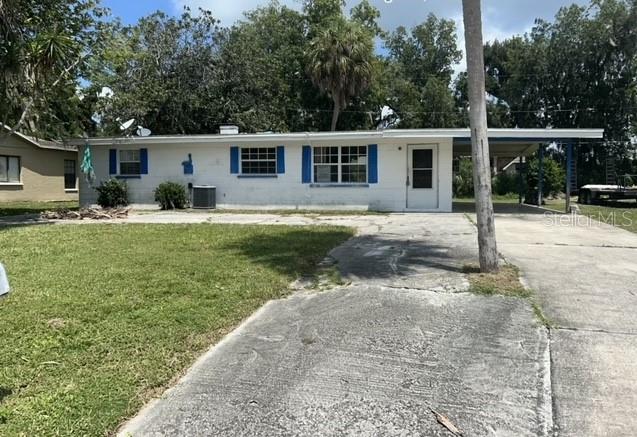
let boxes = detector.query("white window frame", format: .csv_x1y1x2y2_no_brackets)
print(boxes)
0,155,21,183
240,147,277,175
312,145,368,184
119,149,141,176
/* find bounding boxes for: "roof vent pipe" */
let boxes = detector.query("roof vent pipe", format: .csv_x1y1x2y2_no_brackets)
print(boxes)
220,125,239,135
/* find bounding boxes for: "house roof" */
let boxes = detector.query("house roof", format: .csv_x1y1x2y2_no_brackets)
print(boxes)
2,124,77,151
67,128,604,147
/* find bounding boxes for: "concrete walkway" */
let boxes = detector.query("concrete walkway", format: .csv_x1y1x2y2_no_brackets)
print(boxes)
118,213,553,437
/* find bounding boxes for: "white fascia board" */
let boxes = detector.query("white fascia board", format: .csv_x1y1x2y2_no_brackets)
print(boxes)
66,128,604,147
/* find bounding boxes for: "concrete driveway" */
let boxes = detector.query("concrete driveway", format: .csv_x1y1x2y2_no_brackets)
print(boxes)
118,213,552,437
114,209,637,436
495,213,637,437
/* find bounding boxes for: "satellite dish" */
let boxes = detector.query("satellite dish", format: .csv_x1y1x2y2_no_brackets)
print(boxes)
119,118,135,131
136,126,152,137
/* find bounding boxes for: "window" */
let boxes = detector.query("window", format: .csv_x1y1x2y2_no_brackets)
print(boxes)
341,146,367,183
119,150,141,175
64,159,76,189
241,147,276,174
412,149,433,189
0,155,20,183
313,146,367,184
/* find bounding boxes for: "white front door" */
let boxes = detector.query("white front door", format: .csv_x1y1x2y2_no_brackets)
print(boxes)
406,144,438,210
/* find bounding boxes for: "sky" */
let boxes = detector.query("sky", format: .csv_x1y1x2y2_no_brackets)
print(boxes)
102,0,590,68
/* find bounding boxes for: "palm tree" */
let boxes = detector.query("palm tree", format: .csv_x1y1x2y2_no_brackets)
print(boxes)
306,19,374,131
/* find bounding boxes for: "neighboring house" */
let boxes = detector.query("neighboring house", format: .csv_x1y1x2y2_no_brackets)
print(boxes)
72,128,602,212
1,125,78,202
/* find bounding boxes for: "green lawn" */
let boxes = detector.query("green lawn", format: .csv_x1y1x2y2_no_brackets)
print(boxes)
0,201,78,217
545,198,637,233
453,194,521,203
0,223,353,436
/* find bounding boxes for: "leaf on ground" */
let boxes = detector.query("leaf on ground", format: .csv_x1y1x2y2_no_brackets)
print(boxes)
430,408,463,436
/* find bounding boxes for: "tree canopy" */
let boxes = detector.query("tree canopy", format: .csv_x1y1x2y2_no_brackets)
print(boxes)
2,0,636,179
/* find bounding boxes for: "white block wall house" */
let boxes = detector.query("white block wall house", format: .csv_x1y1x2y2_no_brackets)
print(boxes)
72,128,604,212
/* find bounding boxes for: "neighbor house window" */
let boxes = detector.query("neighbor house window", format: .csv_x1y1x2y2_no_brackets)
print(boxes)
0,155,20,183
64,159,76,189
119,150,141,175
313,146,367,183
241,147,276,174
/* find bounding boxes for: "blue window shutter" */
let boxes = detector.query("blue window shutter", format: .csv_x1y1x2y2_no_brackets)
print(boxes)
276,146,285,174
109,149,117,174
368,144,378,183
302,145,311,183
230,146,239,174
140,148,148,174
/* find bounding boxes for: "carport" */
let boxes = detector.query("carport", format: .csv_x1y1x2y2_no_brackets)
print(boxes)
452,129,605,212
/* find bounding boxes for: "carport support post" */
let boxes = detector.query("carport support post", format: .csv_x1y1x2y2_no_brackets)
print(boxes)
565,141,573,213
518,156,524,204
538,144,544,206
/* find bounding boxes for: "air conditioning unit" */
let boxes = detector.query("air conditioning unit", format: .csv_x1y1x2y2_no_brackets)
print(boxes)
192,185,216,209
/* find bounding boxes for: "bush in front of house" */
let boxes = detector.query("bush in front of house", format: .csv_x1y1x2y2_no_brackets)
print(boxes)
96,179,129,208
154,182,188,210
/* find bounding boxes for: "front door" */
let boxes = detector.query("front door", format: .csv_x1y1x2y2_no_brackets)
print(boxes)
406,144,438,210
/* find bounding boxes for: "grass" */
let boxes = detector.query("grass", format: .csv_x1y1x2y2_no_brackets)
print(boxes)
545,198,637,233
0,201,78,217
463,263,553,327
462,264,531,298
453,194,521,203
0,223,353,436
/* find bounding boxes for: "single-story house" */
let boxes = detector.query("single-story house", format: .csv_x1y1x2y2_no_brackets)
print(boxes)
1,125,78,202
72,128,603,212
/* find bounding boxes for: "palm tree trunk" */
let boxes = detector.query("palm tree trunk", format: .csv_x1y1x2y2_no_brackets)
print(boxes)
330,98,341,131
462,0,499,273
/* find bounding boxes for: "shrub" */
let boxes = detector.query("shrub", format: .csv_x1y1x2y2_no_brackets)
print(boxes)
453,157,474,197
492,172,521,196
154,182,187,210
96,179,128,208
525,155,565,204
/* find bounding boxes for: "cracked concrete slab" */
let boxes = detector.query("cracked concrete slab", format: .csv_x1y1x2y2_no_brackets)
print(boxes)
550,329,637,437
115,213,552,437
494,213,637,436
119,286,549,437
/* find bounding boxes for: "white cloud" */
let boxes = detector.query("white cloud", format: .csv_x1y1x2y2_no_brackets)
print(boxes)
173,0,589,73
171,0,300,25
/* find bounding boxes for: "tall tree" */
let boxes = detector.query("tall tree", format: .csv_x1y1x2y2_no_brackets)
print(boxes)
0,0,107,139
481,0,637,183
383,15,462,128
462,0,499,273
88,10,223,135
306,18,374,131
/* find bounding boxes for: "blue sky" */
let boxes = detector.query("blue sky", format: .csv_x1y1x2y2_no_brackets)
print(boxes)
103,0,589,32
102,0,174,24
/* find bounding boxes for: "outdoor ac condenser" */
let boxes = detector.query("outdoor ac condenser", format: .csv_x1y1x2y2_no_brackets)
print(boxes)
192,185,216,209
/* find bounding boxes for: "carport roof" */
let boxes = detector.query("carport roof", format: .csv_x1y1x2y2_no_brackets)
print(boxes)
68,128,603,148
